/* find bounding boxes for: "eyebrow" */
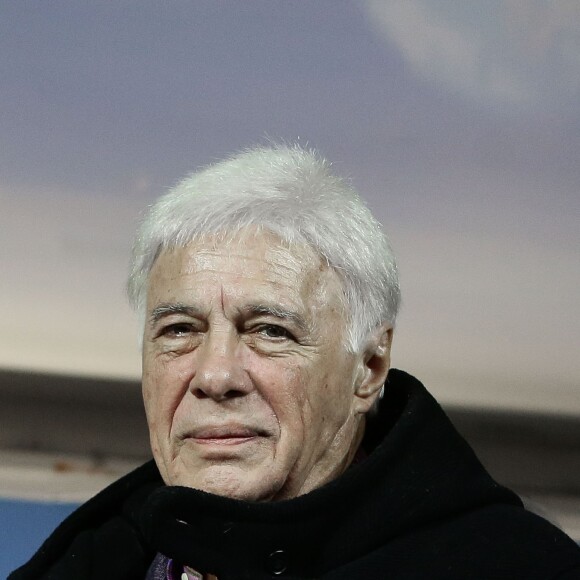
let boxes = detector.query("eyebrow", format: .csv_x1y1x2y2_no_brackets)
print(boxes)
245,304,309,332
148,301,310,332
148,303,202,326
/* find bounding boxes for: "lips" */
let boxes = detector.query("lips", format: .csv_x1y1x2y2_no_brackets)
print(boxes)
186,424,266,444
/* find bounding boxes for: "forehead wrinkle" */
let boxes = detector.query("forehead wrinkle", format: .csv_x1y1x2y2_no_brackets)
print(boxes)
175,245,319,300
186,246,310,279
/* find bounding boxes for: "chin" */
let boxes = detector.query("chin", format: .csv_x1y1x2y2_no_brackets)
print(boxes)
175,465,282,502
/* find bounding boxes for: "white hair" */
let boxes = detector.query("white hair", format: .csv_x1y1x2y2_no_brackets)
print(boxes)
127,144,400,352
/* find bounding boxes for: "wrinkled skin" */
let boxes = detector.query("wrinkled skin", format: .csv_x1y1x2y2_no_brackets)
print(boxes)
142,230,392,501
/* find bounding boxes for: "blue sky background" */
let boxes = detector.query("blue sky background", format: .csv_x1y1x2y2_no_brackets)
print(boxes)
3,1,578,197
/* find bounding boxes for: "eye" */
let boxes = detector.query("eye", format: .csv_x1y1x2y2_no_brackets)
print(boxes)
159,323,194,338
256,324,293,340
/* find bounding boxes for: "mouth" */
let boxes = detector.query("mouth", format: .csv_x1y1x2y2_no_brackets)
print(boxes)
186,425,267,445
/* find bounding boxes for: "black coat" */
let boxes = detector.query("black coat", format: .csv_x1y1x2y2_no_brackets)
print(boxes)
10,370,580,579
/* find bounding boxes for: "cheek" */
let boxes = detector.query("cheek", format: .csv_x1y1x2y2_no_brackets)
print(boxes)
306,364,355,429
267,363,312,432
143,355,193,428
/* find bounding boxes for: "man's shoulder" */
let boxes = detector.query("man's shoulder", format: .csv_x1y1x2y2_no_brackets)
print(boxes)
8,460,162,580
328,502,580,579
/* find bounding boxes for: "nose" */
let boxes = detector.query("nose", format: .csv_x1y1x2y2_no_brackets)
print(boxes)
188,330,252,401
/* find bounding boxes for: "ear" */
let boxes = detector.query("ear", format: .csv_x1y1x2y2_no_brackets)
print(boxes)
353,325,393,414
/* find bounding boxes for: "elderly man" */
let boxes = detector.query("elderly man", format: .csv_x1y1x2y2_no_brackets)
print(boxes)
12,145,580,579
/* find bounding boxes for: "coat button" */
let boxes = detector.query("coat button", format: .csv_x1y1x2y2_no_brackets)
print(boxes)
267,549,287,575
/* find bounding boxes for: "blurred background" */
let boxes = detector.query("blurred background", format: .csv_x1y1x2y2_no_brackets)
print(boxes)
1,1,579,574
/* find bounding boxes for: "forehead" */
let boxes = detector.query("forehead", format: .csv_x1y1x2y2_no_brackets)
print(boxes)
146,230,345,311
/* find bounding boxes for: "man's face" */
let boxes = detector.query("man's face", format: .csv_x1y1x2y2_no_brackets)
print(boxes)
142,231,387,501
